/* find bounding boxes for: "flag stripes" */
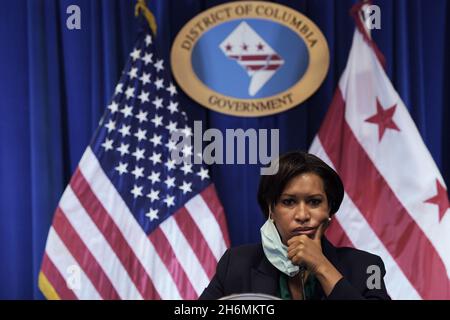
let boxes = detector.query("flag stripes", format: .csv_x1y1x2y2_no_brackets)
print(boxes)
42,146,229,299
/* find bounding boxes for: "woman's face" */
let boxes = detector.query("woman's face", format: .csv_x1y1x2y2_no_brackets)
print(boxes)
271,172,331,245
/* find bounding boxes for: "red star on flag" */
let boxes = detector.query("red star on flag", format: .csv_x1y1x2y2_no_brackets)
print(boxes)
425,179,450,222
365,98,400,141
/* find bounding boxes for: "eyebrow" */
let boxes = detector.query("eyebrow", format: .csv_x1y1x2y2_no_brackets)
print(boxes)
280,193,325,198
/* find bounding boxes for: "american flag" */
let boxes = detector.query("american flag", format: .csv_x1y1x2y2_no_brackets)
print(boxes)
38,29,230,299
310,3,450,299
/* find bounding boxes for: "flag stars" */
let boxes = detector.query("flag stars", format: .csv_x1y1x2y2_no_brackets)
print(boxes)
425,179,450,222
131,166,145,180
125,87,135,99
130,185,143,198
166,121,178,133
152,97,163,109
150,133,162,147
257,43,264,51
130,48,141,61
154,59,164,72
145,208,159,221
225,43,232,51
166,83,177,96
104,120,116,133
165,139,177,151
149,152,162,165
197,167,209,180
140,72,151,85
365,98,400,141
120,105,134,118
134,128,147,141
116,143,130,156
138,90,150,104
114,84,123,95
146,189,160,202
107,101,119,113
167,101,179,114
118,124,131,137
128,67,138,80
163,195,175,207
182,126,193,138
179,181,192,195
182,144,193,157
141,53,153,65
148,171,161,184
165,159,177,171
164,176,176,189
135,110,148,123
101,138,114,151
115,162,128,175
180,162,193,175
131,148,145,161
154,78,164,90
241,43,248,51
145,35,152,46
151,114,163,128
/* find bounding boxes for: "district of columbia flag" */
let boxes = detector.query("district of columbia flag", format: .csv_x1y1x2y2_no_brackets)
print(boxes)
38,18,230,299
309,3,450,299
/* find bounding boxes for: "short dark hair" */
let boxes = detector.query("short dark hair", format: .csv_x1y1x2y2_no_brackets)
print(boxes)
257,151,344,218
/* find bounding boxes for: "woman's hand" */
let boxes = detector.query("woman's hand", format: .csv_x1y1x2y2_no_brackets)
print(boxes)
286,222,328,273
287,221,343,296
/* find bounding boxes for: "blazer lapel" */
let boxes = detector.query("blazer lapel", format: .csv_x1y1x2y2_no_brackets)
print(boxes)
250,253,279,296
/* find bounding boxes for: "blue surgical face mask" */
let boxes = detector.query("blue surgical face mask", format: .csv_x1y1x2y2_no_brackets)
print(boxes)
260,216,299,277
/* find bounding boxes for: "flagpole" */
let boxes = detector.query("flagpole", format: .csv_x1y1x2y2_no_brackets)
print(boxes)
135,0,157,36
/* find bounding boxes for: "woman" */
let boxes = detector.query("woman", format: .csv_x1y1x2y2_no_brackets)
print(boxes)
199,151,390,300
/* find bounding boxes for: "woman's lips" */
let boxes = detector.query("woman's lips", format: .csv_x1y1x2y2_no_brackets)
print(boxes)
292,228,316,237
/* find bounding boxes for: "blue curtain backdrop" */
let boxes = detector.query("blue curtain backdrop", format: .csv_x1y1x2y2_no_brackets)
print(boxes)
0,0,449,299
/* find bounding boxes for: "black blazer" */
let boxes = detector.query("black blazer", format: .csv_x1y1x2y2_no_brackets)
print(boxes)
199,237,390,300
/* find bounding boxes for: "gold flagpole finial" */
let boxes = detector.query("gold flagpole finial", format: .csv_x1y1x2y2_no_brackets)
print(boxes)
135,0,157,36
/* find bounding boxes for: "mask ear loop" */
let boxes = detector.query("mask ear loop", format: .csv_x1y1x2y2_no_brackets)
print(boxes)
268,204,273,221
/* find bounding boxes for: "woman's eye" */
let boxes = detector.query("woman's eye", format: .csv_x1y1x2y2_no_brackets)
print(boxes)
282,199,295,206
283,199,295,207
309,199,322,206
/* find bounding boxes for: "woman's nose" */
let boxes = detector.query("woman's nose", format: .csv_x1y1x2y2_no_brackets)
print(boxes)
294,202,310,222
